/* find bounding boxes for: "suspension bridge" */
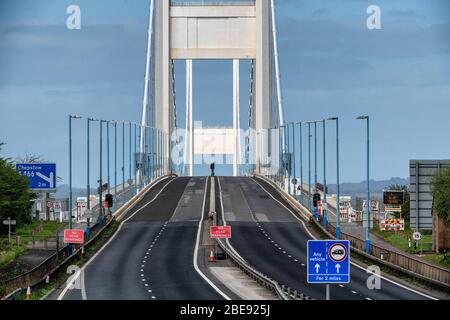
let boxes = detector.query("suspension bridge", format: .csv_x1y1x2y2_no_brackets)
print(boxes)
57,1,437,301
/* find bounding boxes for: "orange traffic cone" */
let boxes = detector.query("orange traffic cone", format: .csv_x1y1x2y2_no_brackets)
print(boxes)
26,286,31,300
209,251,215,263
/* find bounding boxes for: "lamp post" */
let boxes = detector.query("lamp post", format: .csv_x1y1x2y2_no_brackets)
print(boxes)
134,123,137,196
113,121,118,212
286,123,291,194
122,122,125,207
138,124,142,191
129,122,132,200
87,117,98,232
291,122,296,195
99,120,107,225
328,117,341,239
357,115,371,254
315,122,318,196
280,125,286,190
69,115,82,254
307,122,313,214
107,121,111,196
297,122,304,203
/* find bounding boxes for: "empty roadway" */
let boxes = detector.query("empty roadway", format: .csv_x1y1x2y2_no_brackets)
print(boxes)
61,177,223,300
219,176,433,300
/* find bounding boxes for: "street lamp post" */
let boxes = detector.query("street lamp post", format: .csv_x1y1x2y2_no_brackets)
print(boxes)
87,118,98,234
328,117,341,239
134,123,137,196
314,121,318,193
280,125,286,190
322,119,327,227
114,121,117,212
297,122,303,203
99,120,106,226
357,115,371,254
107,121,111,196
138,125,142,191
69,115,82,254
129,123,132,200
308,122,313,214
122,122,125,207
292,122,296,195
286,123,291,195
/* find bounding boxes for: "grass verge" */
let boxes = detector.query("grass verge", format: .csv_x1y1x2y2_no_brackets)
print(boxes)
12,220,120,300
0,221,64,268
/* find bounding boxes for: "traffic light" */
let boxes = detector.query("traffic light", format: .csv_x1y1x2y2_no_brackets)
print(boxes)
105,194,113,208
313,193,321,208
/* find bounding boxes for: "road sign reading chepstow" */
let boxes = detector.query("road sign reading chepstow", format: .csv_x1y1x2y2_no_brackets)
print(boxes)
307,240,350,284
16,163,56,192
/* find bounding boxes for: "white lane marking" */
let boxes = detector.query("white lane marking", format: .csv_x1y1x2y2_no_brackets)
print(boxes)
193,177,231,301
252,177,439,301
217,178,250,263
57,177,177,301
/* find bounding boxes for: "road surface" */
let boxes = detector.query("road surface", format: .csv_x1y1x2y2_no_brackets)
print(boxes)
219,176,433,300
60,177,223,300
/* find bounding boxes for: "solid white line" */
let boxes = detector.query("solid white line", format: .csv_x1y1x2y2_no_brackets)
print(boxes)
251,177,438,301
57,177,177,301
217,177,248,262
193,177,231,301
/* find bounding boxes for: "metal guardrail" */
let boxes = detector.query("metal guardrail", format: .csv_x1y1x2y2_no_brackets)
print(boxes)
213,176,312,301
215,238,312,300
256,174,450,292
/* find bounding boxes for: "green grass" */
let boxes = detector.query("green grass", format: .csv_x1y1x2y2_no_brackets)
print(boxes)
421,254,450,270
14,220,120,300
0,221,64,268
372,225,433,253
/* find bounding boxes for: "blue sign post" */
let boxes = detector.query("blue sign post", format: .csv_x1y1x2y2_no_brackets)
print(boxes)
16,163,57,192
307,240,350,284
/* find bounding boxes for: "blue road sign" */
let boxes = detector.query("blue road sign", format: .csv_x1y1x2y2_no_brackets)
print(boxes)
16,163,56,192
307,240,350,284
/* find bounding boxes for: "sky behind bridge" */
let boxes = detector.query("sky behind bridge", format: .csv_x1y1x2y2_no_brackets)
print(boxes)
0,0,449,187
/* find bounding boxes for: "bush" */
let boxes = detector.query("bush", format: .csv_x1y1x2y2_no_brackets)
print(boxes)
0,145,31,227
431,167,450,222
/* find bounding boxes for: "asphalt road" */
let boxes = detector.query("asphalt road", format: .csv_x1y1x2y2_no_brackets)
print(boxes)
62,177,223,300
219,176,433,301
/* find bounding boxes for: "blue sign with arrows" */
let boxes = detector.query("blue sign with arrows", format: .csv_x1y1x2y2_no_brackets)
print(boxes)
16,163,56,192
307,240,350,284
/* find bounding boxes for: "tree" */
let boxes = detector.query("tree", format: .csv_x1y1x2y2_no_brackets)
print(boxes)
387,184,410,222
431,167,450,222
0,143,31,226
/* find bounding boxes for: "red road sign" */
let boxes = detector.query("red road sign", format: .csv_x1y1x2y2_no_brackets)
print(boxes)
63,229,84,244
210,226,231,239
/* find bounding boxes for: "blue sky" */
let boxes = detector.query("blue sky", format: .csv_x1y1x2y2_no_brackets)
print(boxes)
0,0,450,187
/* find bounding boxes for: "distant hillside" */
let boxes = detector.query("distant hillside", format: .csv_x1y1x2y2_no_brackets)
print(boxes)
55,184,96,200
326,177,409,200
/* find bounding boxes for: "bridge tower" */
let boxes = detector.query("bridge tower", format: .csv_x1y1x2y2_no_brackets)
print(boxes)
141,0,284,177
